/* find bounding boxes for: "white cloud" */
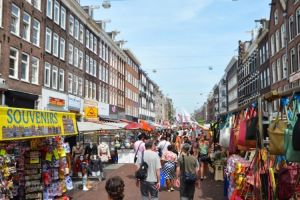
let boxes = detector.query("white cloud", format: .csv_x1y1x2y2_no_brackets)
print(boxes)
175,0,214,22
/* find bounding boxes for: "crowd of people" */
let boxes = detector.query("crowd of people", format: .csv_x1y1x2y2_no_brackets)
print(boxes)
103,129,226,200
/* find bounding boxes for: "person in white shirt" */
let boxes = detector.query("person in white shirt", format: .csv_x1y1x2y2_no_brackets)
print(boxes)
157,136,171,157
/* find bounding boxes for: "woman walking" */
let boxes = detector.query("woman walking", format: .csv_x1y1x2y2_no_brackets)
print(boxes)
199,135,210,180
162,145,177,192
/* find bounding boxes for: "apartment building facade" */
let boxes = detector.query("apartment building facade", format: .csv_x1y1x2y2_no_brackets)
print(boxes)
139,70,155,121
218,74,228,115
225,57,238,112
124,49,139,121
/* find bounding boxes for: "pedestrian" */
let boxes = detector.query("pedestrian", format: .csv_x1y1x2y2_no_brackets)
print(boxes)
157,136,171,157
161,144,177,192
199,135,210,180
136,140,161,200
105,176,125,200
134,133,146,163
176,143,199,200
191,137,200,158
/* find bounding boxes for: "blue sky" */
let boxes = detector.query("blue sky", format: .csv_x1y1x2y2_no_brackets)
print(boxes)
82,0,270,113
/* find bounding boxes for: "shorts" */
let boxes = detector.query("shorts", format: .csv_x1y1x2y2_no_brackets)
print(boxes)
199,154,208,162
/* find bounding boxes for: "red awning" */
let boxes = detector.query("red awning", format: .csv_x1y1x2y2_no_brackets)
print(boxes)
139,120,153,132
124,122,141,130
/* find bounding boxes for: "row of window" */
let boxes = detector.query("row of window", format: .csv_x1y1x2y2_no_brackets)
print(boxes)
45,28,65,60
125,88,139,103
11,4,41,46
125,105,139,117
84,54,97,77
270,23,286,57
99,83,109,104
126,72,139,88
46,0,66,30
25,0,41,11
44,63,64,91
68,73,83,96
271,54,288,84
68,43,84,69
260,68,271,89
126,57,139,73
9,48,39,85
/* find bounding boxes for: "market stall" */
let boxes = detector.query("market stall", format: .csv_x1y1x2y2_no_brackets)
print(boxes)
0,106,78,200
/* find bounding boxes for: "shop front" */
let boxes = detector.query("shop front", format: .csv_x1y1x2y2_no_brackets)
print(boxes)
5,90,39,109
83,99,98,121
98,102,110,119
41,88,68,112
0,106,78,199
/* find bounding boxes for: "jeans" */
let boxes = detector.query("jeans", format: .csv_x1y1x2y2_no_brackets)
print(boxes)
140,181,159,200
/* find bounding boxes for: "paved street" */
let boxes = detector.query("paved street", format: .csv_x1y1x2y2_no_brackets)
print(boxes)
70,164,225,200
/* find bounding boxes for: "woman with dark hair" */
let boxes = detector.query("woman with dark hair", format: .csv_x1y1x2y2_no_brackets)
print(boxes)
162,144,177,192
105,176,125,200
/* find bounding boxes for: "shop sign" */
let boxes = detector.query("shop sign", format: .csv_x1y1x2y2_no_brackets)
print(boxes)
84,99,98,107
98,102,109,117
49,97,65,107
0,106,78,141
68,95,82,111
85,106,98,119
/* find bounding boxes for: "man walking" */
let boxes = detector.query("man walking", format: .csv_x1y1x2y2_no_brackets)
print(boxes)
136,140,161,200
134,133,146,162
176,143,199,200
157,136,171,157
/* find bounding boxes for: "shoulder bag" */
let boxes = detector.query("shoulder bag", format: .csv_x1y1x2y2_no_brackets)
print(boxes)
135,151,148,180
134,142,143,163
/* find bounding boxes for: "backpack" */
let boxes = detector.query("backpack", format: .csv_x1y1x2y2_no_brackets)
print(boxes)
135,151,148,181
277,165,300,200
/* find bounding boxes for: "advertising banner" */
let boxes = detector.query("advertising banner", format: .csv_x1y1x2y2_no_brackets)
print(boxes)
0,107,78,140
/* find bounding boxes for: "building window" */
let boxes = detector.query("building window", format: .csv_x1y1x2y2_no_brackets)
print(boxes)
290,48,297,73
89,33,93,50
73,75,78,95
275,30,280,52
52,66,58,89
32,19,40,46
270,34,275,56
69,15,74,36
281,23,286,48
46,0,53,19
85,55,89,73
79,24,84,43
74,47,78,67
68,73,73,93
79,50,83,70
9,48,18,79
85,80,89,98
32,0,41,10
60,37,65,60
277,58,282,81
274,9,278,25
31,57,39,85
60,6,66,29
267,67,270,86
93,36,97,53
53,33,59,57
78,78,83,96
0,0,2,27
93,60,97,77
297,8,300,35
68,44,73,65
289,15,295,41
22,12,31,41
89,57,93,74
21,53,29,81
282,54,287,78
53,0,60,24
11,4,20,35
89,82,92,99
93,83,96,99
74,19,79,40
86,29,89,48
44,62,51,87
58,69,64,91
45,28,52,53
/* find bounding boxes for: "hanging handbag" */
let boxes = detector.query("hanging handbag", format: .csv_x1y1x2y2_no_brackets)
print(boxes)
245,108,257,148
268,110,287,155
229,115,238,154
238,110,251,151
284,100,300,162
219,116,232,148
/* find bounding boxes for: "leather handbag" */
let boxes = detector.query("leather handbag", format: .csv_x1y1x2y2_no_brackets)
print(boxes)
219,116,232,148
268,110,287,155
245,108,257,148
238,110,252,151
229,115,238,154
284,101,300,162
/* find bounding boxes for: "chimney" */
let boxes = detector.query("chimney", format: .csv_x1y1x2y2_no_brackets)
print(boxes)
115,40,127,49
106,31,120,40
95,20,111,31
81,6,93,18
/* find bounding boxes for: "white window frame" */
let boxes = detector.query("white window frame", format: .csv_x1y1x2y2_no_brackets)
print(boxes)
85,55,89,73
93,36,97,54
274,9,278,25
282,54,287,78
289,15,294,41
9,47,19,79
74,47,78,67
68,43,73,65
281,23,286,48
68,73,73,93
44,62,51,87
31,57,39,85
22,12,31,41
46,0,53,19
93,83,96,99
277,58,282,81
93,60,97,77
32,19,40,46
52,66,58,89
78,77,83,96
32,0,41,11
275,30,280,52
89,81,92,99
45,28,52,53
89,57,93,74
85,80,89,98
78,50,83,70
79,24,84,43
20,53,29,82
86,29,90,48
11,4,20,36
297,8,300,35
59,37,65,60
53,0,60,25
270,34,275,56
73,75,78,95
60,6,66,30
74,19,79,40
59,69,64,91
69,14,74,36
53,33,59,57
0,0,2,27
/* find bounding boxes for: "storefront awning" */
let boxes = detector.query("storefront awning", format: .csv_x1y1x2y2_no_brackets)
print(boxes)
77,122,120,132
103,122,128,129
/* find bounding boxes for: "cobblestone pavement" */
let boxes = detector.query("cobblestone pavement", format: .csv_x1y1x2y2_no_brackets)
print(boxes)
70,164,226,200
